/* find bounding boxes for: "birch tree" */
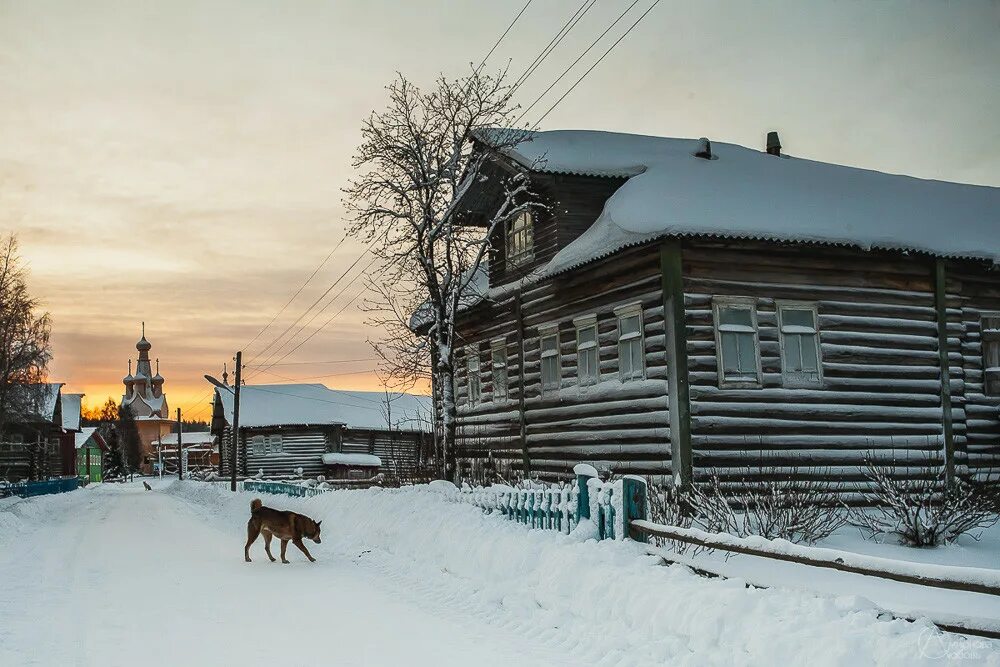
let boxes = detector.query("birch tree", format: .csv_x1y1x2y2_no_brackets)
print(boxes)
345,69,539,480
0,234,53,438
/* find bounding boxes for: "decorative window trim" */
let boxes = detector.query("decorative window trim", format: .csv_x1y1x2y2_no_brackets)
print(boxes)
574,314,599,387
490,338,509,403
539,324,561,395
712,297,762,389
776,301,824,388
466,345,482,407
251,435,266,456
268,434,284,454
506,211,535,270
982,311,1000,397
616,305,646,383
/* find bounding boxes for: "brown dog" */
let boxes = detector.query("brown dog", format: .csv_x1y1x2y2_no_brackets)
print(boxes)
245,498,322,564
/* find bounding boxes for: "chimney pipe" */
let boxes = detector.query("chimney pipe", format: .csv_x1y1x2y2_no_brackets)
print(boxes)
766,131,781,156
694,137,713,160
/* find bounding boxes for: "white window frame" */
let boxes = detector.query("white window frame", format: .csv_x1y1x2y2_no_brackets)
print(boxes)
466,345,482,407
506,210,535,270
982,311,1000,397
614,303,646,383
776,301,824,388
574,314,600,387
490,338,509,402
539,324,561,395
251,435,266,456
267,434,284,455
712,297,762,389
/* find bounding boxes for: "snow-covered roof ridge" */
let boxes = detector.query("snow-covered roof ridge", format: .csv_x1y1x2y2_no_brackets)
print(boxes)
214,383,431,431
494,129,1000,271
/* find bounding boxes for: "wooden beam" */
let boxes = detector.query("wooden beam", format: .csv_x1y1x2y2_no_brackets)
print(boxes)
514,293,530,476
933,258,956,486
660,239,692,488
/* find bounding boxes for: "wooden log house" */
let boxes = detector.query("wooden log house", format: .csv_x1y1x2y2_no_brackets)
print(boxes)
211,383,432,482
0,383,68,481
441,129,1000,494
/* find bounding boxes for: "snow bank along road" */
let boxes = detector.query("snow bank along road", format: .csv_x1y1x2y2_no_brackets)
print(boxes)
1,481,998,667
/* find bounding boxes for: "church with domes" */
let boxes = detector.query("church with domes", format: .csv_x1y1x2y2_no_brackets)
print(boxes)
121,324,172,473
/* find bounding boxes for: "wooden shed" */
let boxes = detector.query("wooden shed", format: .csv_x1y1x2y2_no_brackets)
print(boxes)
441,129,1000,495
210,383,432,482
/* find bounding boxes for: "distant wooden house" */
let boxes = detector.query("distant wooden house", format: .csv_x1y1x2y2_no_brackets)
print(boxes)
210,383,432,481
156,431,217,474
75,427,108,483
59,393,84,478
432,129,1000,494
0,383,66,481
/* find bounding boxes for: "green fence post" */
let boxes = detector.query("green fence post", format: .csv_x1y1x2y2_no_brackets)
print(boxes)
574,463,599,523
622,476,649,543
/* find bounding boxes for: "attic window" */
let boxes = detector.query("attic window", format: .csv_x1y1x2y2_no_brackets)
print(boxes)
506,211,534,270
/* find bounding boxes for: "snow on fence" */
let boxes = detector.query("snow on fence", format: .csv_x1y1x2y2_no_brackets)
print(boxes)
458,464,649,542
241,480,331,498
0,476,79,499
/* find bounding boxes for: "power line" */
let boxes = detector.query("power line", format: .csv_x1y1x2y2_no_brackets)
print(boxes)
533,0,662,128
510,0,597,95
246,253,376,379
245,248,370,368
243,235,346,354
245,357,377,368
477,0,534,72
514,0,640,127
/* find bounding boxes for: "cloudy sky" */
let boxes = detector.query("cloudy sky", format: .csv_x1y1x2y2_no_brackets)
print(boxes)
2,0,998,421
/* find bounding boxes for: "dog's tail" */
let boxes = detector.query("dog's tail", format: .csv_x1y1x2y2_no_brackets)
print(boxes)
250,498,263,514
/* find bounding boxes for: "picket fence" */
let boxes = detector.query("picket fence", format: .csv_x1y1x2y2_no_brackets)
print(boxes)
0,476,80,499
241,480,330,498
458,466,649,542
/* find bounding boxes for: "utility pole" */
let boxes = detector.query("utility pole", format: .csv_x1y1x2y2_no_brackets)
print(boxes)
230,350,242,492
176,408,183,481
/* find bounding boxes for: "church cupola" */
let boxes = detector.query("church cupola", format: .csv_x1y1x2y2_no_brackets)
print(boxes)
152,358,165,398
122,322,169,419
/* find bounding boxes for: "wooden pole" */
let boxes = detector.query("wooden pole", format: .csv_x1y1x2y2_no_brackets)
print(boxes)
230,351,242,492
514,293,530,477
660,239,692,489
176,408,183,481
933,258,956,486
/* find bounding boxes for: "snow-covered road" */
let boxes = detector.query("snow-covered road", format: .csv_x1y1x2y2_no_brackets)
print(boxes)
2,480,998,666
0,481,558,667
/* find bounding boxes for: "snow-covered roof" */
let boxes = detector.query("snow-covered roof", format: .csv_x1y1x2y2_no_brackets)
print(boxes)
75,427,106,450
5,383,63,423
159,431,215,446
61,393,83,431
214,384,431,431
321,452,382,467
494,130,1000,272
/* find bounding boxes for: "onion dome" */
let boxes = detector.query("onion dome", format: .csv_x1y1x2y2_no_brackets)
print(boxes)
123,359,135,385
152,358,164,384
136,336,152,353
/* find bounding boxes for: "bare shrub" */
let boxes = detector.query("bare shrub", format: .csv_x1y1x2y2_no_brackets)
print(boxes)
849,454,999,547
689,465,847,544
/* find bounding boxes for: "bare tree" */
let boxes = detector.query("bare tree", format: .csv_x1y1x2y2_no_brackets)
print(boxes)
0,234,53,438
345,68,540,480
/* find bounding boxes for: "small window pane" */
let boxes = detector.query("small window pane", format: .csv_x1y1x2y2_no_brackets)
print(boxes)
736,332,756,374
785,333,802,371
492,345,508,401
782,308,816,330
468,351,481,406
578,325,597,347
541,334,558,356
721,332,740,374
800,336,819,372
720,307,753,328
620,315,640,336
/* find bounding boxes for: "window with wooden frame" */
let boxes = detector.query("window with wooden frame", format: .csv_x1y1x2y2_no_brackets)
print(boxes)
506,211,534,270
615,303,645,382
251,435,266,456
777,302,823,387
982,312,1000,396
574,314,599,387
539,325,561,394
268,434,284,454
491,339,509,402
466,346,482,406
713,299,762,388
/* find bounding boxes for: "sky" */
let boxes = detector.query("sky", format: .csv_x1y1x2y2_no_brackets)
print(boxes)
1,0,998,422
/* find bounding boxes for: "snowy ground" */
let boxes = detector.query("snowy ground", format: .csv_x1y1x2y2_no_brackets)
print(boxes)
1,480,998,666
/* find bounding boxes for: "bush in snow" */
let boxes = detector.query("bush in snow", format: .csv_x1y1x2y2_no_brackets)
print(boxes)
849,455,999,547
686,466,847,544
645,480,696,553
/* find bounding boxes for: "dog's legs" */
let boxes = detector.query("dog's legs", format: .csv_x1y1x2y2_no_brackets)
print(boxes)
263,531,277,562
245,520,261,563
292,538,317,563
280,539,290,564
